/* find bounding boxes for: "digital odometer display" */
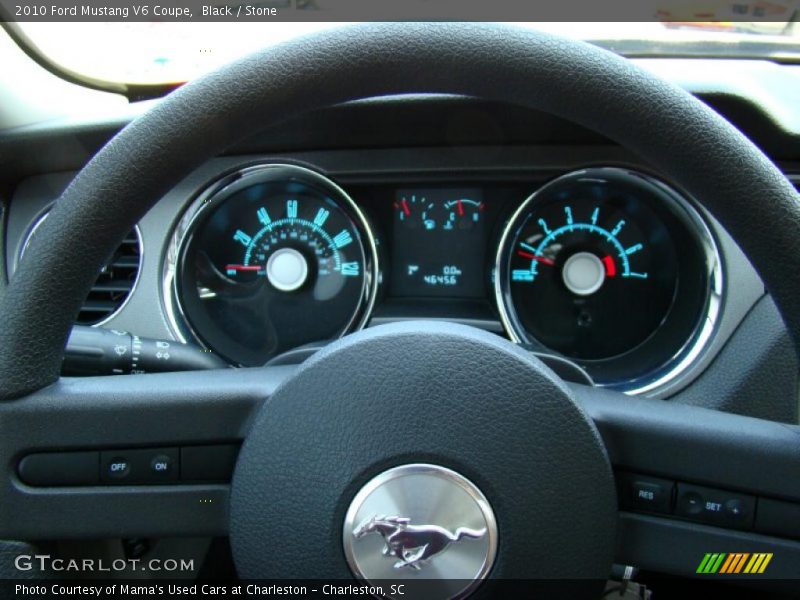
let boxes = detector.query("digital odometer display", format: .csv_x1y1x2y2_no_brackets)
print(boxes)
391,188,486,298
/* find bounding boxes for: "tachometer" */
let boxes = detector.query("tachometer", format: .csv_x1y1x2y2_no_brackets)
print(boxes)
495,168,721,393
168,164,378,366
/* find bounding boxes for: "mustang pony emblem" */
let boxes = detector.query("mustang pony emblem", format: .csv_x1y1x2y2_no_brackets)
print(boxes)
352,515,487,570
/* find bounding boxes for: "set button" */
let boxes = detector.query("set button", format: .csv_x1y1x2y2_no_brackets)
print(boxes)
675,483,755,530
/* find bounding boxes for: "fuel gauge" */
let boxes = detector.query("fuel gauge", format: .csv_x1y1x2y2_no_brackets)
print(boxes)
395,193,438,230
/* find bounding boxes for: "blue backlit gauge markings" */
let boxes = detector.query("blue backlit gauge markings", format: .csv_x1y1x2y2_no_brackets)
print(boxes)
503,198,669,361
176,165,377,367
494,168,715,389
511,212,649,290
225,204,358,301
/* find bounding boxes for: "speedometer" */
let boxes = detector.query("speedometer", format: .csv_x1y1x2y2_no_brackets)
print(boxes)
495,168,721,393
168,164,378,366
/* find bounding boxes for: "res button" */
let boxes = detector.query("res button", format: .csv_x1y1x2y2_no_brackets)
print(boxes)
618,472,674,514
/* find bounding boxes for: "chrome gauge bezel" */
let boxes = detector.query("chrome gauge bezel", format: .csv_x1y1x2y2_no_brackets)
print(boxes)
162,163,380,364
18,208,144,328
494,167,723,396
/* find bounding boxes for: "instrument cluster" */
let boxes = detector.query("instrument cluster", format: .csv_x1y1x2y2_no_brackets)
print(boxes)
164,163,721,395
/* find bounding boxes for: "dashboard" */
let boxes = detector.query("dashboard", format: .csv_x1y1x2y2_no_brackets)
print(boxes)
2,43,800,589
1,90,796,413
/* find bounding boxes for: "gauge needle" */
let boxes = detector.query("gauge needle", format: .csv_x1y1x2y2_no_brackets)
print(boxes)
517,251,555,266
601,255,617,277
225,264,261,271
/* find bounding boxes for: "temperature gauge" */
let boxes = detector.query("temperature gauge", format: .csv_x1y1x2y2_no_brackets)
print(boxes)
443,198,483,231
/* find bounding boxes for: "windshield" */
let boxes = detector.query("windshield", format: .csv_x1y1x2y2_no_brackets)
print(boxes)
12,20,800,86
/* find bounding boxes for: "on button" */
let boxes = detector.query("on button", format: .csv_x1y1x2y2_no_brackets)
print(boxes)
150,454,174,476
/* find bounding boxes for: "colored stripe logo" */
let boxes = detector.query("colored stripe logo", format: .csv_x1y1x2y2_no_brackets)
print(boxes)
697,553,773,574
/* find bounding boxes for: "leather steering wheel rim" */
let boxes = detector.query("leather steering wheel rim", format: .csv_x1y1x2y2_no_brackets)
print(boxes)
1,22,799,400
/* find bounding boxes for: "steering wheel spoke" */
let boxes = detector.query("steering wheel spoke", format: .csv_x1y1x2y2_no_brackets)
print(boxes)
0,367,290,540
573,384,800,499
573,383,800,579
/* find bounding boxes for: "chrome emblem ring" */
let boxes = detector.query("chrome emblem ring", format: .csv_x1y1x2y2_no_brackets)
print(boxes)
343,464,497,598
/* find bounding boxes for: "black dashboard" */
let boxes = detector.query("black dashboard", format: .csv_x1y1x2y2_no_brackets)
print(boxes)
4,31,800,590
1,93,797,418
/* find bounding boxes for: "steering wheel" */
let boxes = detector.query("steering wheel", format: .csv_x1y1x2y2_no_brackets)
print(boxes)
2,23,799,591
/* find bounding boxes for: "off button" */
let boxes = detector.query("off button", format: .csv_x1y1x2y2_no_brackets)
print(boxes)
104,457,131,481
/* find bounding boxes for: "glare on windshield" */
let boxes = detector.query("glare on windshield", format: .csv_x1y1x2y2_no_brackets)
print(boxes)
11,20,800,86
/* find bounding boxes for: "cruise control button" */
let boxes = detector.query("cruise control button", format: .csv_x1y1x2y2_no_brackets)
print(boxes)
676,483,755,529
681,491,704,516
105,457,131,480
101,448,178,484
725,498,747,519
150,454,174,477
617,473,673,514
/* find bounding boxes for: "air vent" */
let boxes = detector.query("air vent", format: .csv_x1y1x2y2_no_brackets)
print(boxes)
77,228,141,325
20,213,142,325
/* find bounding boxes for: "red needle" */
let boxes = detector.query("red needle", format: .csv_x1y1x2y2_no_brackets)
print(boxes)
401,199,411,216
517,251,555,266
602,255,616,277
457,200,464,217
226,264,261,271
